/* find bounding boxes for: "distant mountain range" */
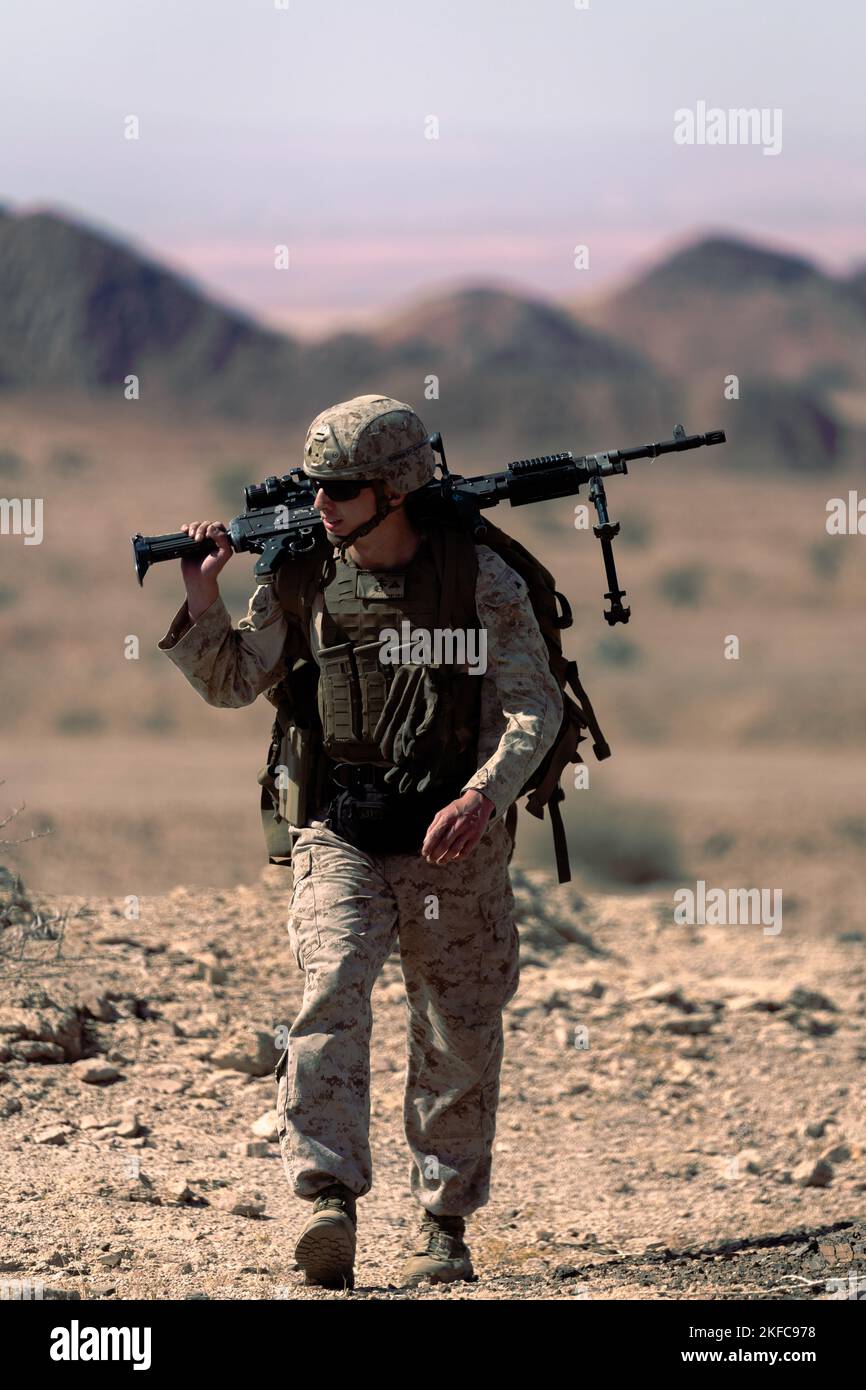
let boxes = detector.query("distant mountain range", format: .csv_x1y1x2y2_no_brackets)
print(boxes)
579,234,866,392
1,207,862,469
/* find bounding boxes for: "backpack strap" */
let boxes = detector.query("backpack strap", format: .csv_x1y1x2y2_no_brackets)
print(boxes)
563,659,611,761
547,784,571,884
427,524,479,630
275,531,334,632
428,522,611,886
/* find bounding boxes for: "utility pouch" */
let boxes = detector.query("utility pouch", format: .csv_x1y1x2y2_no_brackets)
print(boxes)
352,639,390,743
258,721,320,863
316,641,361,745
327,786,399,854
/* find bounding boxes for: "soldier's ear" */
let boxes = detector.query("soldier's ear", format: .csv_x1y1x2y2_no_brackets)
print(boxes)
384,486,405,511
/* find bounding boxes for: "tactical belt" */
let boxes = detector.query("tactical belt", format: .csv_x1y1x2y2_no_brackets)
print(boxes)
324,761,462,856
330,762,392,791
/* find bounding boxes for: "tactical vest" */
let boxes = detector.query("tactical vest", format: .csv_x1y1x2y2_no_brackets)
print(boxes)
260,521,611,876
313,536,480,778
258,527,484,857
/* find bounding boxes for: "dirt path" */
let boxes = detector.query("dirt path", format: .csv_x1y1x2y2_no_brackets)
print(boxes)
1,866,864,1301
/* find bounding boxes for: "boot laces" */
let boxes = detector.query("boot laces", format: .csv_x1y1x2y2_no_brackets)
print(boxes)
313,1184,356,1217
418,1212,467,1260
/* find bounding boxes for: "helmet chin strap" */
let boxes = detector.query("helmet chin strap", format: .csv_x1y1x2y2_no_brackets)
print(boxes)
332,479,396,559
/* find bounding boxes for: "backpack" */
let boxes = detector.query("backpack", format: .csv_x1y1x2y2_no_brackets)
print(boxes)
444,519,611,882
259,522,610,882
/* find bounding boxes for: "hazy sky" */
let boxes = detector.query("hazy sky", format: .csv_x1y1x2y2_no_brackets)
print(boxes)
2,0,863,335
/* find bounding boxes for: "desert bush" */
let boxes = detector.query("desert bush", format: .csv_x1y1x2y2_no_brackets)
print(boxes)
834,815,866,847
49,446,91,474
702,830,737,857
594,635,642,668
138,709,176,734
618,513,653,549
54,707,106,735
47,556,86,584
0,449,23,476
809,539,844,582
656,563,706,606
563,794,683,886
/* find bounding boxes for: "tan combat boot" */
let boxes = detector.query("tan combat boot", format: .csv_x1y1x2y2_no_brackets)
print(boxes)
399,1210,475,1288
294,1182,357,1290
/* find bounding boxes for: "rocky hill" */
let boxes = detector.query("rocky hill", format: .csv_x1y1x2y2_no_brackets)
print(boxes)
577,233,866,401
5,208,862,466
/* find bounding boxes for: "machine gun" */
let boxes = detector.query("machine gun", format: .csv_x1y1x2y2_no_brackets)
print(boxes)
132,423,726,625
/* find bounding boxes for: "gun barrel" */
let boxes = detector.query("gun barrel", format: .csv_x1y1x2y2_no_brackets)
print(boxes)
615,427,726,466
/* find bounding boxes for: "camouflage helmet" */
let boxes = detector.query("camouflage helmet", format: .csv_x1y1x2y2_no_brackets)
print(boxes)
303,395,438,494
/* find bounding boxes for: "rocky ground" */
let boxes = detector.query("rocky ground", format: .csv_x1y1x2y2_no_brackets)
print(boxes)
1,863,865,1302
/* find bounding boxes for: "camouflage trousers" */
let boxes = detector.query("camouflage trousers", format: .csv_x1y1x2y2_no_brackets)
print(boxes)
275,814,520,1217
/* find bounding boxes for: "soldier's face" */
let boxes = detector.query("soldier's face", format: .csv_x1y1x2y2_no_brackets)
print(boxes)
313,484,400,537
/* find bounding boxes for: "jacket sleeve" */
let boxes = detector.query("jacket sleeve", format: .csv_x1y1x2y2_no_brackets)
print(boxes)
460,546,564,822
157,580,301,708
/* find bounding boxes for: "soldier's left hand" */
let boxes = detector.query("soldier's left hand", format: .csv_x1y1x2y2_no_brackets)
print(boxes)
421,790,494,865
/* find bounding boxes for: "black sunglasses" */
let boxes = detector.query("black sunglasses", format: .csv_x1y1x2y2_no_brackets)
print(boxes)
304,476,374,501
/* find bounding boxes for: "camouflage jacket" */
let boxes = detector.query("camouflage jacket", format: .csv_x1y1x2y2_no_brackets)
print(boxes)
158,545,563,824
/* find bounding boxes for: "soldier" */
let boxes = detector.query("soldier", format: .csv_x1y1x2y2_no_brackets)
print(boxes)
158,395,563,1291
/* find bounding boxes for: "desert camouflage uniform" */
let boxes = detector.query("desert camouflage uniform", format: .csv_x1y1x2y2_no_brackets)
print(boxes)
159,544,562,1215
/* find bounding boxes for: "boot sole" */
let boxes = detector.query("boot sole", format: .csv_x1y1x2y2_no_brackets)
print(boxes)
294,1214,356,1290
400,1261,475,1288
